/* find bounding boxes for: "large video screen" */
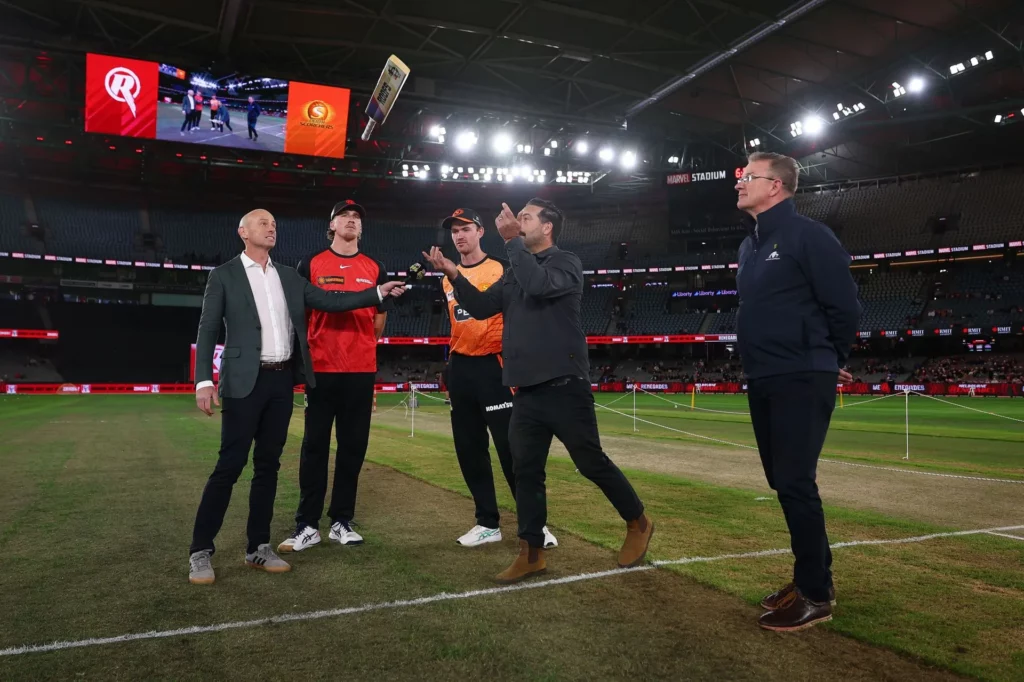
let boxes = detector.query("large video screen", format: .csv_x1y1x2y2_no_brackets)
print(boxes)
85,52,351,158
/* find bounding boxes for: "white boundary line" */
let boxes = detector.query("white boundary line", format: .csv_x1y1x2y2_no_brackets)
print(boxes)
594,400,1024,485
1,523,1020,658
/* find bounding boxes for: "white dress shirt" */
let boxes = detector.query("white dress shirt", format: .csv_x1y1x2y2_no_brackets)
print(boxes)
195,252,293,390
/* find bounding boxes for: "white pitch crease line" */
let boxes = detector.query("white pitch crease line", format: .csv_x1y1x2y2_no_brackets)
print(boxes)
986,531,1024,542
1,524,1021,658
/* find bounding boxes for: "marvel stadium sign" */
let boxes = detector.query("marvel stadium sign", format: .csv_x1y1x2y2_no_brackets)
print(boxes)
666,169,740,185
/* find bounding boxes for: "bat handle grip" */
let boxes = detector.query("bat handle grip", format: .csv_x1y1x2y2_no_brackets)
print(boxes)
361,119,377,141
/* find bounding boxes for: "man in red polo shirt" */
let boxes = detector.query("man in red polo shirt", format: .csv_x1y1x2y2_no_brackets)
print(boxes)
279,200,390,552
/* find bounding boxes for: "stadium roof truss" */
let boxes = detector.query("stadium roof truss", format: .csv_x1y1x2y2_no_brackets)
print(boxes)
0,0,1023,182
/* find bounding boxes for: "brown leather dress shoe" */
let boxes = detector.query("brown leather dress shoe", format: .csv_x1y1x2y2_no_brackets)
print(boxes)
495,540,547,584
758,589,833,632
617,512,654,568
761,582,836,610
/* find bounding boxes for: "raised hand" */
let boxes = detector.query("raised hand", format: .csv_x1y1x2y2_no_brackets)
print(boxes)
421,246,459,280
495,202,521,242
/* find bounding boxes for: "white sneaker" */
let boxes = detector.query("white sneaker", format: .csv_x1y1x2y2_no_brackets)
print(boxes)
329,521,364,545
457,525,502,547
543,526,559,549
278,525,321,553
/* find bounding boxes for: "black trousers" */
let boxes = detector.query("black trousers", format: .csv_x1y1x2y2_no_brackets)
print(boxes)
190,368,294,556
509,375,644,548
248,121,259,139
180,113,192,132
294,372,376,529
448,353,516,529
747,371,836,603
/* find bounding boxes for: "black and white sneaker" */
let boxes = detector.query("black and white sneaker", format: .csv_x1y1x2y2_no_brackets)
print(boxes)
329,521,364,545
278,525,321,553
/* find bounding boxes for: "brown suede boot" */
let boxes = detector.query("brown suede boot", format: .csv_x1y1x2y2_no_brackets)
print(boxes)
618,512,654,567
495,540,547,584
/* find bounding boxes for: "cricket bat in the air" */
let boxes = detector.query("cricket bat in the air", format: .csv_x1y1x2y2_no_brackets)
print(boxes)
362,55,410,141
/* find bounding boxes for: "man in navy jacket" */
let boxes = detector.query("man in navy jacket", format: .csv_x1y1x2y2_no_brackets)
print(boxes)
735,152,861,632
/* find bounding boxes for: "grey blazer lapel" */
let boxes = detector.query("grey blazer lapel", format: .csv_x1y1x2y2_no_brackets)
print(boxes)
230,256,260,323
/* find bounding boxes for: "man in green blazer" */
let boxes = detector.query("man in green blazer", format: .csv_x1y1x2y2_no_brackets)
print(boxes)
189,208,406,585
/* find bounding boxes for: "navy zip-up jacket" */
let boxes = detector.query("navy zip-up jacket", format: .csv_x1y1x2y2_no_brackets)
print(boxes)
736,198,861,380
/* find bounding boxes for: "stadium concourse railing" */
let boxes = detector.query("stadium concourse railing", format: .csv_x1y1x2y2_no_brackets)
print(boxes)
2,237,1020,277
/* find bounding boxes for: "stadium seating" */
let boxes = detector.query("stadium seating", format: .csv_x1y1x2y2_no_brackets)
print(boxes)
834,180,948,253
0,192,39,255
581,286,617,334
949,170,1024,246
855,270,928,330
35,196,143,260
626,287,705,334
704,309,737,333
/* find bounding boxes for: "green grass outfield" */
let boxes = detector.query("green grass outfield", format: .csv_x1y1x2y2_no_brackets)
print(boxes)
385,390,1024,480
1,394,1022,681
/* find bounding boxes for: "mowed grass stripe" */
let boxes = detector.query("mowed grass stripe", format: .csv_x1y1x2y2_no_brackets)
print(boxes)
380,392,1024,479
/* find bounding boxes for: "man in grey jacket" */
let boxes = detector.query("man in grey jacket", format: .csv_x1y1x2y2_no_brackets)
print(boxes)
189,208,406,585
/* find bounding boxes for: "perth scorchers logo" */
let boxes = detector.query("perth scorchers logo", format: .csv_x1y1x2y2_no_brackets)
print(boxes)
301,100,334,129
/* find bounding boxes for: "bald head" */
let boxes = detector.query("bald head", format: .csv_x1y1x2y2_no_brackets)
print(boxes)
237,209,277,252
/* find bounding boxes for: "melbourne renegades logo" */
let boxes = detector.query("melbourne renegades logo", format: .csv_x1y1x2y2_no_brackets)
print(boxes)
105,67,141,118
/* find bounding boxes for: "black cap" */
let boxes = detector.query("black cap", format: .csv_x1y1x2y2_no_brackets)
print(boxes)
330,199,365,221
441,208,483,230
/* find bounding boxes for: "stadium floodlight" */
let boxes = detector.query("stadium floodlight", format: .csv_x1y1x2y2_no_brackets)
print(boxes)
748,139,761,148
667,155,679,163
790,120,803,137
543,148,551,156
417,170,427,179
401,170,409,177
620,151,637,169
575,140,589,155
550,140,558,148
908,77,925,93
468,167,475,174
985,50,994,60
485,167,493,174
497,174,504,182
423,165,430,171
994,114,1002,123
532,169,540,176
598,147,615,162
473,173,480,180
803,116,825,135
540,169,546,176
527,175,535,183
484,174,492,182
524,145,532,154
402,164,408,170
412,164,418,171
492,132,513,154
523,165,532,176
891,82,906,97
511,166,521,177
454,130,478,151
516,144,525,153
556,169,563,176
457,167,464,173
429,125,446,140
441,164,450,174
970,57,980,67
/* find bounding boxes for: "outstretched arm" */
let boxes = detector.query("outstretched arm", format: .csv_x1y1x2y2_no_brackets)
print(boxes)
423,246,503,319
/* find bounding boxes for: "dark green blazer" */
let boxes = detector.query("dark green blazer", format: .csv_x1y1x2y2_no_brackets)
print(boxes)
195,255,381,398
